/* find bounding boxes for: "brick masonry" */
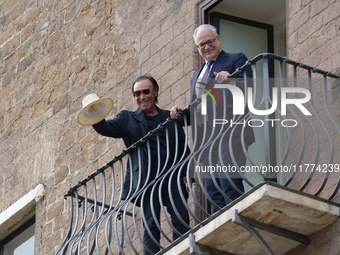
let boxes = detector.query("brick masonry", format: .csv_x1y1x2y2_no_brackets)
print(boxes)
286,0,340,254
0,0,200,253
0,0,339,254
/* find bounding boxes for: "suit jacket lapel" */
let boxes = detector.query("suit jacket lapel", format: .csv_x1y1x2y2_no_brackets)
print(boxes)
157,108,175,152
209,50,227,79
157,107,169,122
191,64,205,101
134,106,169,135
191,51,227,101
134,107,149,136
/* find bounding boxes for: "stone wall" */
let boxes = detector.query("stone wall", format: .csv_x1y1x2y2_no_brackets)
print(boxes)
286,0,340,254
1,0,339,254
0,0,200,253
288,0,340,72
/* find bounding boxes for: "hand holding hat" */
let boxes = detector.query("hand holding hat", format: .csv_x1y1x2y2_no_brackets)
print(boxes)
77,94,113,126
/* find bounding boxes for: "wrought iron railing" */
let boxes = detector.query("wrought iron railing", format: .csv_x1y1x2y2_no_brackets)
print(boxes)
55,53,340,255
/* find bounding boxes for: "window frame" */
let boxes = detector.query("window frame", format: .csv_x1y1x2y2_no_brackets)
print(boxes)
0,217,35,255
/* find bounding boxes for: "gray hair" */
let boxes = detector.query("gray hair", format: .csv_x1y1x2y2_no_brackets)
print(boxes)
193,24,218,45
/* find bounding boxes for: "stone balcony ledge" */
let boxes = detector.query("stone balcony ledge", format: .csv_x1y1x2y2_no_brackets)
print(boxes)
161,182,340,255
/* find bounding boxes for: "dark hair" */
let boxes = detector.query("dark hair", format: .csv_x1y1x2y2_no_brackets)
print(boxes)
132,75,159,103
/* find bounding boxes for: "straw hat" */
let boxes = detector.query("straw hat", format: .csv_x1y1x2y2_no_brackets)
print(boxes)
77,94,113,126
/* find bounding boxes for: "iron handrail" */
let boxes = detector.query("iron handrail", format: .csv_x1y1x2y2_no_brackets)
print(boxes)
56,53,340,255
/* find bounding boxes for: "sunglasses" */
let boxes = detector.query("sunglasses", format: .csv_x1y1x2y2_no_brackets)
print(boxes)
132,89,151,97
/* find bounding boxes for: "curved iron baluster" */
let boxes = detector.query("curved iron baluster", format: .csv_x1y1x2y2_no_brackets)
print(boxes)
55,53,340,254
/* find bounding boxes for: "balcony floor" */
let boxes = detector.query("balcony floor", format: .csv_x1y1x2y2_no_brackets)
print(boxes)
162,182,340,255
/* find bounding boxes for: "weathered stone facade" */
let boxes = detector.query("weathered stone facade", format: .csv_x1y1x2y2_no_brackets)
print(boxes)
0,0,199,253
285,1,340,254
0,0,339,254
288,0,340,72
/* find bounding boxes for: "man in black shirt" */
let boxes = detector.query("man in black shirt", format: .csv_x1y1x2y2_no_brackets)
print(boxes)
92,75,190,255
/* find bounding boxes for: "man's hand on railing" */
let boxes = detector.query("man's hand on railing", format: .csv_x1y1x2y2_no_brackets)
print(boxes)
170,105,183,119
214,70,231,84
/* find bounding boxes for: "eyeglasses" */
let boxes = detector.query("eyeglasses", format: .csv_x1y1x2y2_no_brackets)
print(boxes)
196,35,218,49
132,89,151,97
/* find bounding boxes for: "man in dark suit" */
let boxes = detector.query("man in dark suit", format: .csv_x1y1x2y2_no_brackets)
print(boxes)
171,24,255,212
93,75,190,255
